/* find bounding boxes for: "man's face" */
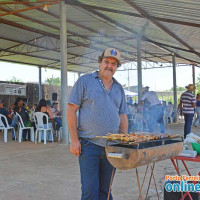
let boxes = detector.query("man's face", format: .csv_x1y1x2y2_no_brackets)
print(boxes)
18,100,24,106
54,104,58,109
99,57,118,78
0,103,3,108
188,87,195,92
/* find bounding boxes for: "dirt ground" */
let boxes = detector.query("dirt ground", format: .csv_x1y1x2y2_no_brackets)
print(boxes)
0,119,200,200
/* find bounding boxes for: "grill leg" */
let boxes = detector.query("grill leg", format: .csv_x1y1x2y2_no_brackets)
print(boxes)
150,164,160,200
137,165,149,200
171,159,194,200
107,167,115,200
145,163,155,200
136,168,143,200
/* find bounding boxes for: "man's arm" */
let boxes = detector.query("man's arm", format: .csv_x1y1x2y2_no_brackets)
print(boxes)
67,103,81,156
192,96,196,108
178,100,183,115
119,114,128,134
7,114,12,119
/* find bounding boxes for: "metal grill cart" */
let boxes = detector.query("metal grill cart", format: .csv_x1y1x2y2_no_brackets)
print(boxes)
171,155,200,200
105,136,183,200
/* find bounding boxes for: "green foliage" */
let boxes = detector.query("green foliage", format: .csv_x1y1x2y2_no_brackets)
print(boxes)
169,86,185,91
45,77,61,86
196,75,200,94
7,76,22,83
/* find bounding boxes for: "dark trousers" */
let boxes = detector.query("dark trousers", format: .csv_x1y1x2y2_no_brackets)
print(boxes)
184,113,194,138
22,129,30,140
79,139,114,200
54,117,62,131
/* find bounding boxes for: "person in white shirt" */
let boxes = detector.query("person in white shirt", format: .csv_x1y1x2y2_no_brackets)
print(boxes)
51,102,62,131
141,86,165,133
127,100,136,133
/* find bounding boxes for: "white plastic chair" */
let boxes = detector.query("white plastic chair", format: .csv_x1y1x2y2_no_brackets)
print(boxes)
15,112,34,143
0,114,16,142
57,127,62,142
34,112,53,144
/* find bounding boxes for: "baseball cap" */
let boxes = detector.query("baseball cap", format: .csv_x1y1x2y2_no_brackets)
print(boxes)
102,48,120,64
0,100,3,104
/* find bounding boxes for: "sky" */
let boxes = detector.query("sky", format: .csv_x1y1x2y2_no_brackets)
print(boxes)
0,61,199,91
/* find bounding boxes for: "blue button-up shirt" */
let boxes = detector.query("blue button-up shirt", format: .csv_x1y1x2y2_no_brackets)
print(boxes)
68,71,128,146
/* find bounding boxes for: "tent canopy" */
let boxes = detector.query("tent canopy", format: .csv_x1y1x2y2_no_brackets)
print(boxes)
124,89,137,97
0,0,200,73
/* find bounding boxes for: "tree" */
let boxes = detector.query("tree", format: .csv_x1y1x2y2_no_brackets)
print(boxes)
45,77,61,86
7,76,22,83
196,75,200,94
169,86,185,91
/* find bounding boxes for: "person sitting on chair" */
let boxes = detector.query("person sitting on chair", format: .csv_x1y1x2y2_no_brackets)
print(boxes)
14,97,32,141
0,100,18,140
51,102,62,131
35,99,54,142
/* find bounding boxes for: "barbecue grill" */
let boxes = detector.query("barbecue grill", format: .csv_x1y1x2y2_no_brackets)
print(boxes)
106,137,183,170
104,135,184,200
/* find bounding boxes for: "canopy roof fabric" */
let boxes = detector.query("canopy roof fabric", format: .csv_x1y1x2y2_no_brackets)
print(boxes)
124,89,137,97
0,0,200,73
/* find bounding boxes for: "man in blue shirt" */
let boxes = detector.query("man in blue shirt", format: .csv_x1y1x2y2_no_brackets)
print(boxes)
67,48,128,200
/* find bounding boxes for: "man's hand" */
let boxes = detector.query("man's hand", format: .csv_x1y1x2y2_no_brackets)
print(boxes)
70,139,81,156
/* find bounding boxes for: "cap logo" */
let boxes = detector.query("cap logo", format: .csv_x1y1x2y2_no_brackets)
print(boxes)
110,49,117,56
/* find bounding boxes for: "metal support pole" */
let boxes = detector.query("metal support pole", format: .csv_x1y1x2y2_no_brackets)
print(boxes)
38,66,42,101
172,53,177,123
137,37,142,101
60,1,68,144
78,72,81,78
192,65,196,96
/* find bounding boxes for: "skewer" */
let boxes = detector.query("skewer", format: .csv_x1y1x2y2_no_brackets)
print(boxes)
95,133,181,144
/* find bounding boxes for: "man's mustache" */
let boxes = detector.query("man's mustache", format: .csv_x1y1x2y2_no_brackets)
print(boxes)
105,67,113,72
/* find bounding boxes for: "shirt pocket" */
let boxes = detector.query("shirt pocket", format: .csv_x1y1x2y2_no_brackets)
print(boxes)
84,88,103,103
110,92,122,109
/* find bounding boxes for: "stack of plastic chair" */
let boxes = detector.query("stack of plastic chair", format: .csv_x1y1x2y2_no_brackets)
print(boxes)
15,112,34,143
34,112,53,144
0,114,16,142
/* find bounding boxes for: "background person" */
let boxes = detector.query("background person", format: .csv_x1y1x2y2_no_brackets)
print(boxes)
35,99,54,142
51,102,62,131
14,97,31,141
67,47,128,200
141,86,165,133
8,104,15,115
0,100,18,140
142,87,150,132
179,84,196,138
193,93,200,127
127,98,135,133
166,102,174,123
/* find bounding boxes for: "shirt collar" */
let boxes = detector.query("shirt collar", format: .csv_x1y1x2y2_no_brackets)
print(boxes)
186,90,193,93
92,71,118,83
